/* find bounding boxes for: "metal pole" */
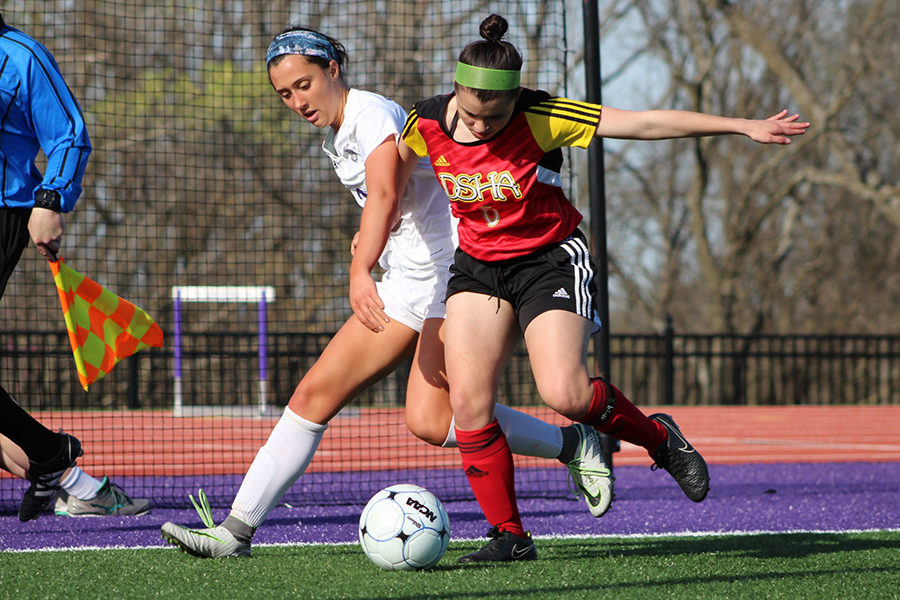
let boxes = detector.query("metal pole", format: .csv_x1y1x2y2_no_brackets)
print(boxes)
258,289,268,415
583,0,610,378
584,0,620,466
127,356,139,409
664,314,675,405
173,291,183,417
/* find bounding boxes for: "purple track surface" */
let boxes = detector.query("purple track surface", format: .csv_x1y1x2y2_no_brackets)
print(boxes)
1,462,897,552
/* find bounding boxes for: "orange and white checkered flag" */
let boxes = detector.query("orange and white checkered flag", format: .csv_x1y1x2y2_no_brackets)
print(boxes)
50,258,163,391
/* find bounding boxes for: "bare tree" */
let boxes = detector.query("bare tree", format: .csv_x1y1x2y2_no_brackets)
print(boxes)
594,0,899,335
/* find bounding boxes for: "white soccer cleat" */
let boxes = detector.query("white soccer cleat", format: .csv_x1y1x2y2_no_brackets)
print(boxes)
161,522,251,558
161,488,250,558
566,423,615,517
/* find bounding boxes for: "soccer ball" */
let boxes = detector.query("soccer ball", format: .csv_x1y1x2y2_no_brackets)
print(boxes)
358,483,450,570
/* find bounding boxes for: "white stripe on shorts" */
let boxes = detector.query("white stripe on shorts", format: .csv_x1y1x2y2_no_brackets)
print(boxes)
560,235,594,320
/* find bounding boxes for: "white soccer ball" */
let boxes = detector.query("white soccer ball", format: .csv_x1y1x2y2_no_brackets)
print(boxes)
358,483,450,571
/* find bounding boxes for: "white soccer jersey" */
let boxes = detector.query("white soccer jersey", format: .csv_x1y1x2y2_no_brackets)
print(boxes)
322,89,456,273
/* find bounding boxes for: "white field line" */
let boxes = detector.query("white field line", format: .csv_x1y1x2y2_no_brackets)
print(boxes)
6,527,900,554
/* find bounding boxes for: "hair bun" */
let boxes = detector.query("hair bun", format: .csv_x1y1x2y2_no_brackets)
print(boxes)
479,14,508,42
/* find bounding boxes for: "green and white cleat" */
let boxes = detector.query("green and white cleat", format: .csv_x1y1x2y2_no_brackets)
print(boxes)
161,522,251,558
161,489,251,558
566,423,615,517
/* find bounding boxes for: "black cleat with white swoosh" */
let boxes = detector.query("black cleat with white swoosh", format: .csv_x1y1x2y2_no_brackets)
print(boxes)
458,526,537,563
649,413,710,502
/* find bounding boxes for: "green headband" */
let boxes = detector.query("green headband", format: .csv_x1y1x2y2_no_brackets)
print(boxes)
455,62,520,91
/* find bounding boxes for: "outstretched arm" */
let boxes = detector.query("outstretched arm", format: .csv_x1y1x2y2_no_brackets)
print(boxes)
595,107,809,144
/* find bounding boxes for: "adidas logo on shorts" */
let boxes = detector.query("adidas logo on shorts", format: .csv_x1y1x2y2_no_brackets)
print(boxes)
553,288,571,299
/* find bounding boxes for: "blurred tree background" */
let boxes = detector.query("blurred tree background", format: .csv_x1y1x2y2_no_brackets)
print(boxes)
4,0,896,337
2,0,571,335
575,0,899,335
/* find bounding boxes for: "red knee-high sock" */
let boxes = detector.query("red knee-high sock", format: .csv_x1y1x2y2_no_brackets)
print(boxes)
456,419,525,537
580,378,666,453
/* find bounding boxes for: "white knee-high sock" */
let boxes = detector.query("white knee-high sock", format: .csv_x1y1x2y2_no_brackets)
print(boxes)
441,403,563,459
59,467,103,500
229,407,327,528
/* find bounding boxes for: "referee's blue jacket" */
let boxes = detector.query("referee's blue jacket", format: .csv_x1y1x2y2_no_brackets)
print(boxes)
0,15,91,213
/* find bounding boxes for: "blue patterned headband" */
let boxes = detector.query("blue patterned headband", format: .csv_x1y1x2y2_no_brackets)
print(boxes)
266,30,338,66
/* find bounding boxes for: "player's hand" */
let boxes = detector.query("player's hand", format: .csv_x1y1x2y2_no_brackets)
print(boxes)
27,208,64,261
350,270,389,332
746,110,810,144
350,231,360,256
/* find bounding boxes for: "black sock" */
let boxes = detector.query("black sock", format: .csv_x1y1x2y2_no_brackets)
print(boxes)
0,385,61,463
556,425,581,464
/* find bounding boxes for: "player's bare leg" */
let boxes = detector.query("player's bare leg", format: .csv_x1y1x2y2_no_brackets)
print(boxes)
444,292,520,431
289,315,418,424
0,434,29,479
522,310,594,419
404,318,453,446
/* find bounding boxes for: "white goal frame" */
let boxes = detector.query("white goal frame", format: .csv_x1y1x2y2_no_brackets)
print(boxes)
171,285,276,417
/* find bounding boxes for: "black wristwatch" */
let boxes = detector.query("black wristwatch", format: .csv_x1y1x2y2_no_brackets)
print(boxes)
33,189,62,212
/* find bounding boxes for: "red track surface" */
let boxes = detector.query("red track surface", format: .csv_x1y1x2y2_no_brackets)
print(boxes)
4,405,898,479
611,405,900,465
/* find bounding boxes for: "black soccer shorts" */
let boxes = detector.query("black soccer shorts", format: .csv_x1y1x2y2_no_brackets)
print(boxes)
0,208,32,299
446,228,602,334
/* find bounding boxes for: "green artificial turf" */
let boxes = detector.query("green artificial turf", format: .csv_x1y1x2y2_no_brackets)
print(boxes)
2,531,898,600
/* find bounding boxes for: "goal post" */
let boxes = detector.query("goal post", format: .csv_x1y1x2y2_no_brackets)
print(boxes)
171,285,276,417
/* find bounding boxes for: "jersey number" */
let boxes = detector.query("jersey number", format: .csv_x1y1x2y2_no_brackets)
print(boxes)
480,207,500,228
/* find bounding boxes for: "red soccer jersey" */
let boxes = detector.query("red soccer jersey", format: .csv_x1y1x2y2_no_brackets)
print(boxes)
402,88,601,260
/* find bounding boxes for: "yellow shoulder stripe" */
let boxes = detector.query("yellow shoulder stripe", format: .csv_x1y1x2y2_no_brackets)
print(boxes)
401,109,429,158
524,98,601,151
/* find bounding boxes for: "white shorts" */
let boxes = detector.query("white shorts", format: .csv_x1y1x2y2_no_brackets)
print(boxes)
376,263,451,333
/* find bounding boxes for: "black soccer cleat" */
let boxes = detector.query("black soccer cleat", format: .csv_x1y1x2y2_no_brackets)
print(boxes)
649,413,710,502
19,433,83,522
458,526,537,563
